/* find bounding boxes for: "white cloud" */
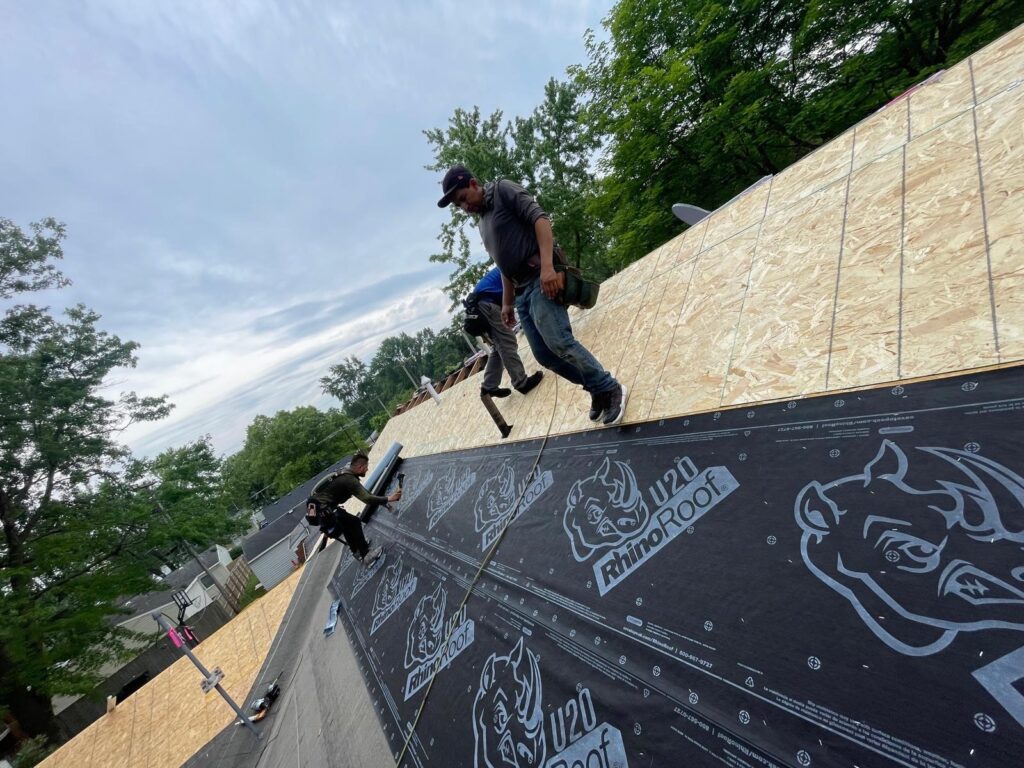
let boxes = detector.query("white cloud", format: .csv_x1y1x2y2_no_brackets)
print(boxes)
2,0,615,461
118,274,452,456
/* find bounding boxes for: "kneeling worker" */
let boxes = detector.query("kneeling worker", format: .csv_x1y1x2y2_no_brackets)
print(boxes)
307,452,401,567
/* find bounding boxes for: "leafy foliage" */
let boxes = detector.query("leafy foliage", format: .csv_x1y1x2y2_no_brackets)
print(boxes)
220,406,366,511
574,0,1024,268
424,78,607,307
0,220,241,741
320,324,471,433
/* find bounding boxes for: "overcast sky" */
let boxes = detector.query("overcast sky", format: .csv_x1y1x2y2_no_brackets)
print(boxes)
0,0,614,458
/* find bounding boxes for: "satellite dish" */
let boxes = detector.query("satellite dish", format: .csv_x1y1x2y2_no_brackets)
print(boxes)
672,203,710,226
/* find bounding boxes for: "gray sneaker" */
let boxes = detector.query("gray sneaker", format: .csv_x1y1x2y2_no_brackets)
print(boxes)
588,390,608,422
363,545,384,567
602,384,628,426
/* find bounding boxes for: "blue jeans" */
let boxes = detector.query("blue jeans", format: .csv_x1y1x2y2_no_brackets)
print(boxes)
515,278,617,394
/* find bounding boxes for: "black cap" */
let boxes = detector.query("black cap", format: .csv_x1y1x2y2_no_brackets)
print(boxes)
437,165,474,208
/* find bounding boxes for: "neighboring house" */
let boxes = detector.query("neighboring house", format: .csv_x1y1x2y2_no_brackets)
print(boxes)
117,545,234,636
52,546,236,737
242,456,355,590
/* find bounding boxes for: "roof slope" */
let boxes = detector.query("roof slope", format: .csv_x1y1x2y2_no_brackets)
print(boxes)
367,22,1024,466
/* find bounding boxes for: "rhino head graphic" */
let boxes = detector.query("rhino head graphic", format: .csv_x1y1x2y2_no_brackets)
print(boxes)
472,637,546,768
475,462,517,533
795,440,1024,655
405,583,447,667
563,457,650,562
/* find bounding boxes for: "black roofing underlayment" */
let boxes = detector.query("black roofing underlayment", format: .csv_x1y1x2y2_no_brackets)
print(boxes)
329,366,1024,768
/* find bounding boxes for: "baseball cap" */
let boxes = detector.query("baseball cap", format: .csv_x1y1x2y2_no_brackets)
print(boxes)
437,165,474,208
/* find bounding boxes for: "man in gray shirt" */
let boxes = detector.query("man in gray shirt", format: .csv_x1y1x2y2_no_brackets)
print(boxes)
437,166,627,425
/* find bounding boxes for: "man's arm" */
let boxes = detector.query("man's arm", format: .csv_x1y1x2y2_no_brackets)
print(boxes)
535,217,564,300
350,482,390,507
339,473,401,507
501,272,516,328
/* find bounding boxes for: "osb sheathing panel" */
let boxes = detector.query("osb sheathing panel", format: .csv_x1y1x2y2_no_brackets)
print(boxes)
853,97,908,170
976,85,1024,360
828,150,904,389
365,23,1023,468
653,225,760,417
972,22,1024,103
766,130,853,217
910,61,975,138
631,257,699,422
39,568,302,768
701,179,770,249
726,181,846,404
901,110,997,378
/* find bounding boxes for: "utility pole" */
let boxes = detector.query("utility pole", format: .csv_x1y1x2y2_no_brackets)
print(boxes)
399,362,419,388
461,330,480,355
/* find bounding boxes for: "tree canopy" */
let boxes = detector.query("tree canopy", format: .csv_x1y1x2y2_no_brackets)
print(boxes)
220,406,367,511
320,324,471,433
425,0,1024,275
0,220,242,741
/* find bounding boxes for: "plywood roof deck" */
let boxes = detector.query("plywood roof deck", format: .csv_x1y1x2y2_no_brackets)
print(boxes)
29,23,1024,768
369,23,1024,467
37,568,303,768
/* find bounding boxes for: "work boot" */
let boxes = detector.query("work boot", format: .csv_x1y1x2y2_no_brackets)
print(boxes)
515,371,544,395
588,390,609,422
602,384,628,426
363,545,384,567
481,386,512,398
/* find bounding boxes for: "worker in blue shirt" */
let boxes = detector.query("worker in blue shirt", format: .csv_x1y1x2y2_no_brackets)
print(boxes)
473,267,543,398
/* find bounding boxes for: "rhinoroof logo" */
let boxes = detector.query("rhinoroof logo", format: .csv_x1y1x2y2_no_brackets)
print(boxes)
471,637,629,768
370,556,417,635
794,439,1024,656
473,638,545,768
351,549,387,597
403,583,475,700
398,468,434,510
427,464,478,530
563,456,739,595
474,460,554,550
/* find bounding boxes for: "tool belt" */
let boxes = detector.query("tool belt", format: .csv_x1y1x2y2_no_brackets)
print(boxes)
523,245,600,309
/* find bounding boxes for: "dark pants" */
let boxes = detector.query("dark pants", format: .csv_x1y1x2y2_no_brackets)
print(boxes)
325,511,369,558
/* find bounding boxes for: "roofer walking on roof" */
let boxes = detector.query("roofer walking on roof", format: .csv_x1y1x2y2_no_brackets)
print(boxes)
306,452,401,567
470,267,544,399
438,166,628,426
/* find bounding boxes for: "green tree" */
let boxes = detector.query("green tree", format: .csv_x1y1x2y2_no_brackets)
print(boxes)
575,0,1024,269
320,324,471,429
0,219,244,740
144,438,247,552
424,79,607,305
319,355,368,409
221,406,365,511
424,107,533,307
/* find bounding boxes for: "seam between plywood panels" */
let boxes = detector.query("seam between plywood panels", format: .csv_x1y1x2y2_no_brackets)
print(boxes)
718,193,772,407
898,144,907,378
968,57,1002,362
645,223,708,417
825,128,859,389
641,257,700,421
